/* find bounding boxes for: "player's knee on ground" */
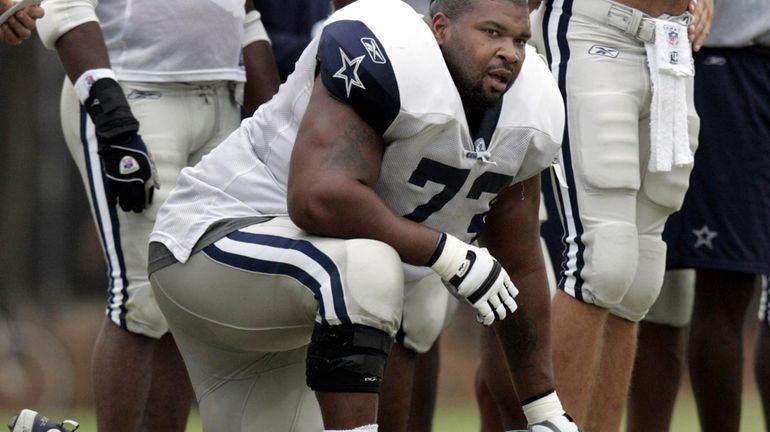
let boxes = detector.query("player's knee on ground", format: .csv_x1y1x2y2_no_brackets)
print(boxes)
642,269,695,327
613,235,668,321
580,222,639,308
305,239,403,394
306,323,393,393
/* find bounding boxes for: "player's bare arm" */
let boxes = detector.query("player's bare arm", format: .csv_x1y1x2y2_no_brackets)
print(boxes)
481,174,551,368
481,174,544,290
288,76,440,267
54,22,111,81
241,0,279,114
41,8,157,212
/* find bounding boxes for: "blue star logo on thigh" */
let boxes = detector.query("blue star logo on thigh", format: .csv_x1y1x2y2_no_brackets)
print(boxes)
692,224,718,249
333,48,366,97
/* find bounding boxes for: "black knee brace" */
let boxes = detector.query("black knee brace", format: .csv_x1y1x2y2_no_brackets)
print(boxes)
306,323,393,393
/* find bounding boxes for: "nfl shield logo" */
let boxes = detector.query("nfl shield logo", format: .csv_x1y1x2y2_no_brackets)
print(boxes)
667,29,679,45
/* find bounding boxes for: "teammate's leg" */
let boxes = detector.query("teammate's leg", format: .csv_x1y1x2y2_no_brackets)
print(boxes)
626,321,686,432
626,269,694,432
91,319,156,432
143,332,193,431
406,341,439,432
476,368,507,432
378,344,419,432
477,326,526,430
551,293,607,424
755,320,770,430
583,314,637,432
688,269,756,431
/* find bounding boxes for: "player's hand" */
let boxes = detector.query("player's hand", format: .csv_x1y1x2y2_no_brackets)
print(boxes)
429,232,519,325
98,133,158,212
0,3,44,46
687,0,713,52
529,414,579,431
85,78,158,213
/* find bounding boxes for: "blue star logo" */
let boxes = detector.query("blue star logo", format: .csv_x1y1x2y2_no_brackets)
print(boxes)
333,48,366,97
692,224,718,249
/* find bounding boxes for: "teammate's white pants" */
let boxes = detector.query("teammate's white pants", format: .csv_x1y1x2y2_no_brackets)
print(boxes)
533,0,699,321
61,78,241,337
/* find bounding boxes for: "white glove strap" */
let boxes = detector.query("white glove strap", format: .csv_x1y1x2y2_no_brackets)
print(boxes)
243,9,270,46
428,233,468,281
73,68,118,104
522,391,565,425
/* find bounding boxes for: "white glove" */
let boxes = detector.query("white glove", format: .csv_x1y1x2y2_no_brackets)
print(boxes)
428,232,518,325
528,415,579,432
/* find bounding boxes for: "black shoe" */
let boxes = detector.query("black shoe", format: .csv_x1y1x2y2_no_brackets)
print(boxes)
7,409,79,432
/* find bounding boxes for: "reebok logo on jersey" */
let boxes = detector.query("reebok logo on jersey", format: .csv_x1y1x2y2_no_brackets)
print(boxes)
119,156,140,175
333,48,367,97
360,37,386,64
588,45,619,58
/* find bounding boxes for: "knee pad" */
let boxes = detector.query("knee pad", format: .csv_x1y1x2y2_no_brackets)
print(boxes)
612,235,667,321
306,323,393,393
643,269,695,327
581,222,638,307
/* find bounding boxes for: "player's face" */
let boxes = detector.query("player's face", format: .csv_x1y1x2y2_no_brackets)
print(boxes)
433,0,531,111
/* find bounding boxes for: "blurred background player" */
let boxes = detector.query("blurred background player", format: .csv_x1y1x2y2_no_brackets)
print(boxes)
29,1,280,431
529,0,703,429
627,0,770,431
0,0,43,46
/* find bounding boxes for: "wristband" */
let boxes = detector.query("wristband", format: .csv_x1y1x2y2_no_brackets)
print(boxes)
84,78,139,148
73,68,118,103
243,10,270,47
428,232,468,281
522,390,565,425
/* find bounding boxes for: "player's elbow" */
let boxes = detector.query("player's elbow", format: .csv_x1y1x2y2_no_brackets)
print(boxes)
287,182,344,236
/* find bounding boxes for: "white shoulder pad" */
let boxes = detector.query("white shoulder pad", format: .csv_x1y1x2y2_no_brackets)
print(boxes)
500,45,565,183
502,45,564,139
37,0,99,49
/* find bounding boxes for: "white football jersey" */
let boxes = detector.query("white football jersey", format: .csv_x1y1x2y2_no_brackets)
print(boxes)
151,0,564,263
41,0,248,82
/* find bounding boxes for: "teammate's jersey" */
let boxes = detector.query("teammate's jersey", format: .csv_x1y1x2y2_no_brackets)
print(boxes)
707,0,770,48
151,0,564,264
42,0,247,82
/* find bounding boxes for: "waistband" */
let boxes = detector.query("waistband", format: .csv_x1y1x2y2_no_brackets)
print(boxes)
568,0,690,44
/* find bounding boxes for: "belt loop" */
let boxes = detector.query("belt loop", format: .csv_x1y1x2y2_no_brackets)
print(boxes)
625,9,643,38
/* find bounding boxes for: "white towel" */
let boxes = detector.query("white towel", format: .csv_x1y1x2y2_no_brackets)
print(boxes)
645,18,694,172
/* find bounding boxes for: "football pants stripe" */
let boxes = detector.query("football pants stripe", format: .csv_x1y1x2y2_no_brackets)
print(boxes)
203,230,351,325
543,0,587,300
79,107,130,328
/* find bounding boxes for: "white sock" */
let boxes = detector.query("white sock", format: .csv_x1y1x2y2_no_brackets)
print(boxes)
325,424,377,432
521,390,565,424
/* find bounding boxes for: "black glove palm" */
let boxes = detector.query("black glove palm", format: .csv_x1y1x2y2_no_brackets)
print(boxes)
85,78,158,213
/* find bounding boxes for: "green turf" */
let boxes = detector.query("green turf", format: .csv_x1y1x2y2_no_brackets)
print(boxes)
4,391,765,431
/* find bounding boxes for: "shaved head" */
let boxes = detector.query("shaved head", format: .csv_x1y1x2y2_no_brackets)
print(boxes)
430,0,528,18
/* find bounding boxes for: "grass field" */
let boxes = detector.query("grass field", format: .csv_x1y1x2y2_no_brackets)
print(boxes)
5,390,764,431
